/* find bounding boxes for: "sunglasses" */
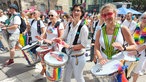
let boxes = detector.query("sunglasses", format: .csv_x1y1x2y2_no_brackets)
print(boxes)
142,17,146,20
48,15,53,17
101,12,114,18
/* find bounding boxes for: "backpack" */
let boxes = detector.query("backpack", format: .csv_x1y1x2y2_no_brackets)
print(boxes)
48,21,61,37
14,14,27,33
31,19,41,35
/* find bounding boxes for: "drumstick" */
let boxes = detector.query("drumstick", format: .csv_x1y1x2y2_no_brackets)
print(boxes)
50,53,63,61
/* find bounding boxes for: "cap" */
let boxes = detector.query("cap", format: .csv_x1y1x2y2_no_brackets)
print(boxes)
9,4,18,10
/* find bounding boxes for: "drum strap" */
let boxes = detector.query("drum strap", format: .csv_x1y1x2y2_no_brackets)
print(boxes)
102,23,120,59
68,20,85,45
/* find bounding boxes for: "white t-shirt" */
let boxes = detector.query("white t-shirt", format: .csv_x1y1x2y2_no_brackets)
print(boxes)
0,15,8,22
46,22,64,40
8,14,21,34
63,20,89,55
121,20,137,34
30,20,45,42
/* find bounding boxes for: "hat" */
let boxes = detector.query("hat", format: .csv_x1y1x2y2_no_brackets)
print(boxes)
9,4,18,10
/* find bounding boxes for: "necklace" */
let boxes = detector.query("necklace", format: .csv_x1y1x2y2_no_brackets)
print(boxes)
133,24,146,44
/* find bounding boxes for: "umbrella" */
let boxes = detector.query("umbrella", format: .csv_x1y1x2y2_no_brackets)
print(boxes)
117,7,131,15
128,8,142,14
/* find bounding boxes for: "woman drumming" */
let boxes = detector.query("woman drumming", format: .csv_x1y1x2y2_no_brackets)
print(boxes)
34,10,64,79
130,12,146,82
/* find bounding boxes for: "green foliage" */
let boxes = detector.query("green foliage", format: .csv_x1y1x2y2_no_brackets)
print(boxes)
131,0,146,12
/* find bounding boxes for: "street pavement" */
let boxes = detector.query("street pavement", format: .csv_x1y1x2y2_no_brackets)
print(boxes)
0,50,146,82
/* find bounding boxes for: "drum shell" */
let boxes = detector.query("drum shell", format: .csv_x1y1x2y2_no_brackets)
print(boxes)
21,42,39,65
44,51,68,81
46,65,64,81
93,73,118,82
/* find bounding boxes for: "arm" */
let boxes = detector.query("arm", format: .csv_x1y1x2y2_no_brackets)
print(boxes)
121,26,137,51
94,30,103,59
40,27,46,39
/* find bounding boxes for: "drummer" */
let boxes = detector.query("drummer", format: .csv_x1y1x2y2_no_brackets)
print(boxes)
54,4,89,82
34,10,64,79
23,10,46,57
93,3,136,66
129,12,146,82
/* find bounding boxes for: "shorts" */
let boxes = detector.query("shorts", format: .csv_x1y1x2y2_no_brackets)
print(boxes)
8,33,20,49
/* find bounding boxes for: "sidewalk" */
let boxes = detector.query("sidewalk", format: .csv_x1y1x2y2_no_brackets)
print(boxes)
0,50,146,82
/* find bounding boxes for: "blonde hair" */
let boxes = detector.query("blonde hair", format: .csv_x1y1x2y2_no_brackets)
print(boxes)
100,3,117,14
49,10,58,16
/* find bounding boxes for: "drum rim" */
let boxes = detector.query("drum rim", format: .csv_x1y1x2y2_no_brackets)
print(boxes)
21,41,38,50
44,51,68,67
36,46,52,53
91,60,120,76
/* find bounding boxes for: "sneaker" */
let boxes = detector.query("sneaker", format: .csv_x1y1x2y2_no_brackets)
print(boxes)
4,59,14,66
32,73,44,80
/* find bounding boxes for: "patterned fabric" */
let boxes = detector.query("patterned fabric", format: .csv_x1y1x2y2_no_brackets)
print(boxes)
133,24,146,45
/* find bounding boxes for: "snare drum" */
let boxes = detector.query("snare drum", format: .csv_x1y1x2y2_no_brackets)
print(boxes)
112,51,136,62
44,51,68,81
21,41,39,65
36,46,52,60
91,60,121,82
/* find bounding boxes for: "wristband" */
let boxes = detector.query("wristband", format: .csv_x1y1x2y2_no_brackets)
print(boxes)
123,46,126,51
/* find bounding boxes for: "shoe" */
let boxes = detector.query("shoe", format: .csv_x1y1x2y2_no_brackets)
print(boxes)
4,59,14,66
32,73,44,79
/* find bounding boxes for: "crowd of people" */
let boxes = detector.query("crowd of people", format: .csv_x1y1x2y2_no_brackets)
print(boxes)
0,3,146,82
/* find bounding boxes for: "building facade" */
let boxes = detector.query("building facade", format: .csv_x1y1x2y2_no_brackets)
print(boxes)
0,0,113,14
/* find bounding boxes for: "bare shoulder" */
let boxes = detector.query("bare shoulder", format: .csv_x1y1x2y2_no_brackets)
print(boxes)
121,26,130,33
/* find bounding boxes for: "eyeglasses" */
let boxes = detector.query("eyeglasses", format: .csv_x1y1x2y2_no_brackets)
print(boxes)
101,12,114,18
48,14,53,17
73,9,81,12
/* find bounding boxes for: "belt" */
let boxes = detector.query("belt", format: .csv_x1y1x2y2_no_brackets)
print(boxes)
71,53,84,65
71,53,84,57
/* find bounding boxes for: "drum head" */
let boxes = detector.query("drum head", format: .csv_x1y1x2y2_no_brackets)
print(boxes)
22,45,31,50
21,41,38,50
44,51,68,67
36,46,52,53
91,60,120,76
123,51,136,61
112,51,136,61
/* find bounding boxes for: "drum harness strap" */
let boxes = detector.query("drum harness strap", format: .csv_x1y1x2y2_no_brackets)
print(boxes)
101,23,121,59
67,20,85,65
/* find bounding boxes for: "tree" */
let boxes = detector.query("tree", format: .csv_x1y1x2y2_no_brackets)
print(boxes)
131,0,146,12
